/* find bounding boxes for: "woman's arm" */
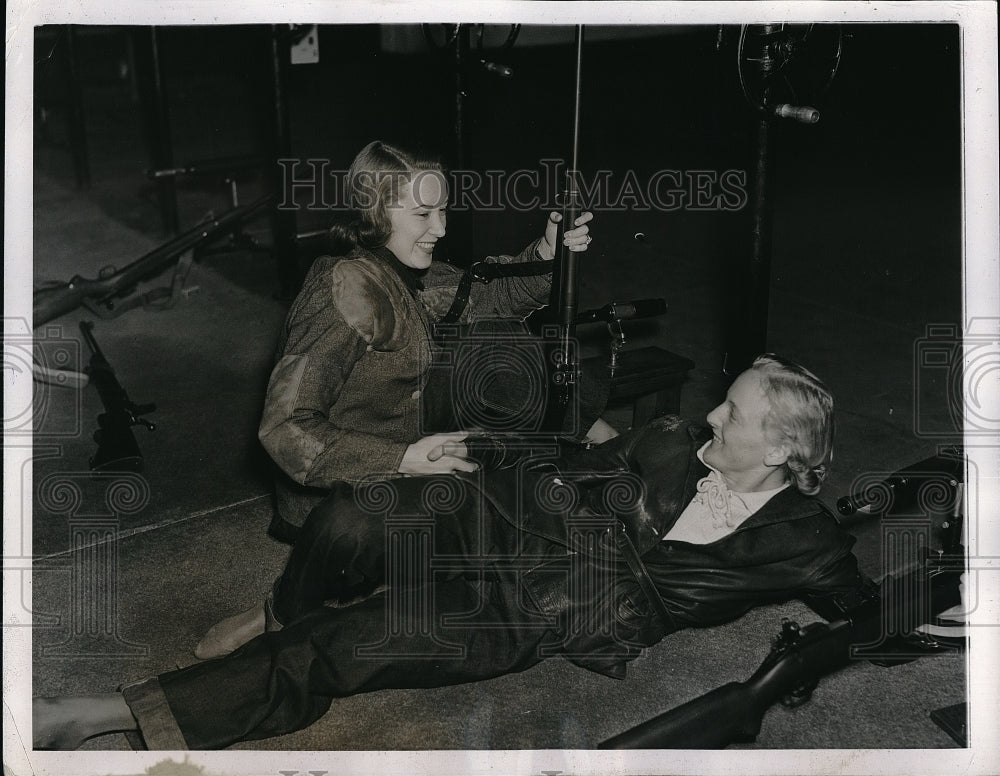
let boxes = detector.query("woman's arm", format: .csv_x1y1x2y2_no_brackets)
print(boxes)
258,260,411,486
420,212,595,323
259,258,478,485
467,210,595,321
258,317,408,486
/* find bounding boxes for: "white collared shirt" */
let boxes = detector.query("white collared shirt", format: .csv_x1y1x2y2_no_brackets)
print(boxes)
663,443,790,545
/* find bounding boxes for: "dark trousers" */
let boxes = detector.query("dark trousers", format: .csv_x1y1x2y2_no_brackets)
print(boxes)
272,474,530,622
158,568,559,749
154,474,568,748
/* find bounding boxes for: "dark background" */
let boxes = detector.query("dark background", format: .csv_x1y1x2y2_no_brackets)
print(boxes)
34,23,960,319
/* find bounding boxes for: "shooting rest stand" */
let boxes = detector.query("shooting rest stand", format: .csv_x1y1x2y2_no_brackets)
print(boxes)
585,347,695,428
146,155,271,260
574,298,694,429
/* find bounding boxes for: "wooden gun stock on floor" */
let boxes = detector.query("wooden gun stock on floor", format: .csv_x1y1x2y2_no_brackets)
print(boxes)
599,561,964,749
34,195,272,326
599,619,857,749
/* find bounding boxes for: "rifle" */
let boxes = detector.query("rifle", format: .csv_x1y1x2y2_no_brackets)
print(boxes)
599,559,964,749
33,194,272,326
837,449,964,517
574,298,667,326
79,321,156,473
541,24,586,434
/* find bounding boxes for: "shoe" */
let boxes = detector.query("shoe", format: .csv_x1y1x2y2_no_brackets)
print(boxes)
193,603,265,660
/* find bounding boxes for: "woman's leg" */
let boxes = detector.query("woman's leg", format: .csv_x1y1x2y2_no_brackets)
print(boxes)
272,474,512,623
53,570,553,750
33,693,137,750
195,474,514,659
196,481,400,659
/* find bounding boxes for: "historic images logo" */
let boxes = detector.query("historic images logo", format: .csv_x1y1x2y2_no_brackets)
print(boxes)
277,158,748,213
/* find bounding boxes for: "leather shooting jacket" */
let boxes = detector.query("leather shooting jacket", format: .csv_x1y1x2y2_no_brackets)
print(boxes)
475,416,873,678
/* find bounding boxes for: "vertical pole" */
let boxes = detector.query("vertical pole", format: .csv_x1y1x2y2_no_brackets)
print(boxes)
63,25,91,189
448,25,474,262
724,26,778,375
747,111,773,359
454,25,466,170
268,25,299,298
133,26,178,235
557,26,585,355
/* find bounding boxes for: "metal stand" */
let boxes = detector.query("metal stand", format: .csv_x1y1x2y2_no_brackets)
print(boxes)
723,24,840,374
726,107,774,375
145,156,271,260
132,26,179,235
268,25,300,298
63,25,91,189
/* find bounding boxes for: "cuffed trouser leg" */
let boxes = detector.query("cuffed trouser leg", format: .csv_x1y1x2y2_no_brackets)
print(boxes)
143,570,555,749
121,677,190,750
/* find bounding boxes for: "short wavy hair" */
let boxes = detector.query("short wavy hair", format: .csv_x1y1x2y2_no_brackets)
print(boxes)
332,140,444,250
751,354,835,496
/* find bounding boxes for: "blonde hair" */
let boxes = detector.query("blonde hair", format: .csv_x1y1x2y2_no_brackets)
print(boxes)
751,354,834,496
332,140,443,249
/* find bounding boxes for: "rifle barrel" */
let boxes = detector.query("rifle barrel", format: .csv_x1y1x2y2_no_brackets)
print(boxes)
575,298,667,324
542,25,586,434
34,194,272,326
111,194,271,293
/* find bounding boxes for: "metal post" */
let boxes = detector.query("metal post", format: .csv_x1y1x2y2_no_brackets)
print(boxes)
448,25,474,262
63,25,91,189
747,111,773,361
724,25,780,375
268,25,299,298
132,26,178,235
454,25,467,170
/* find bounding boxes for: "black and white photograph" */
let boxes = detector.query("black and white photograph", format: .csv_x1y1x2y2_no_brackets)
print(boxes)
4,2,999,775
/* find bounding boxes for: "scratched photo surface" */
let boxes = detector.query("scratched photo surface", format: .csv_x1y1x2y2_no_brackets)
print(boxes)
5,2,999,776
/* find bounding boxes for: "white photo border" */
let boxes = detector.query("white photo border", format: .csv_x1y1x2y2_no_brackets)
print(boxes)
5,2,999,775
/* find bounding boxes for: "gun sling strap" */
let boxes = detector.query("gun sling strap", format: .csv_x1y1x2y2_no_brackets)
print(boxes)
612,520,677,630
440,257,553,324
82,250,196,320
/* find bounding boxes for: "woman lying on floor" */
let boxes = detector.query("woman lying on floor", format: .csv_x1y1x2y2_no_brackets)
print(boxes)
35,355,875,750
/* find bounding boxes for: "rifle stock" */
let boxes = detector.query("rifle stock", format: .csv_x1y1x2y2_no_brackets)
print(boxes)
600,557,965,749
599,620,854,749
34,195,272,326
601,681,764,749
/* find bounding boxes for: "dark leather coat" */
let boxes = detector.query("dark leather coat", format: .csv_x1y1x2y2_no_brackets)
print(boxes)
495,416,870,678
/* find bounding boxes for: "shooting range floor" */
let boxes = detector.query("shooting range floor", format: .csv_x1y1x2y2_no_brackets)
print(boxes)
23,24,969,753
25,166,967,752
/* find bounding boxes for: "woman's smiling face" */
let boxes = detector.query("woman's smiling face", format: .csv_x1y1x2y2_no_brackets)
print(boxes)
702,369,787,492
385,170,448,269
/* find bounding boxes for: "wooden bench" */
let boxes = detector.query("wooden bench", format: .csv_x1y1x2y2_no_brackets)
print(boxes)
584,346,695,428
